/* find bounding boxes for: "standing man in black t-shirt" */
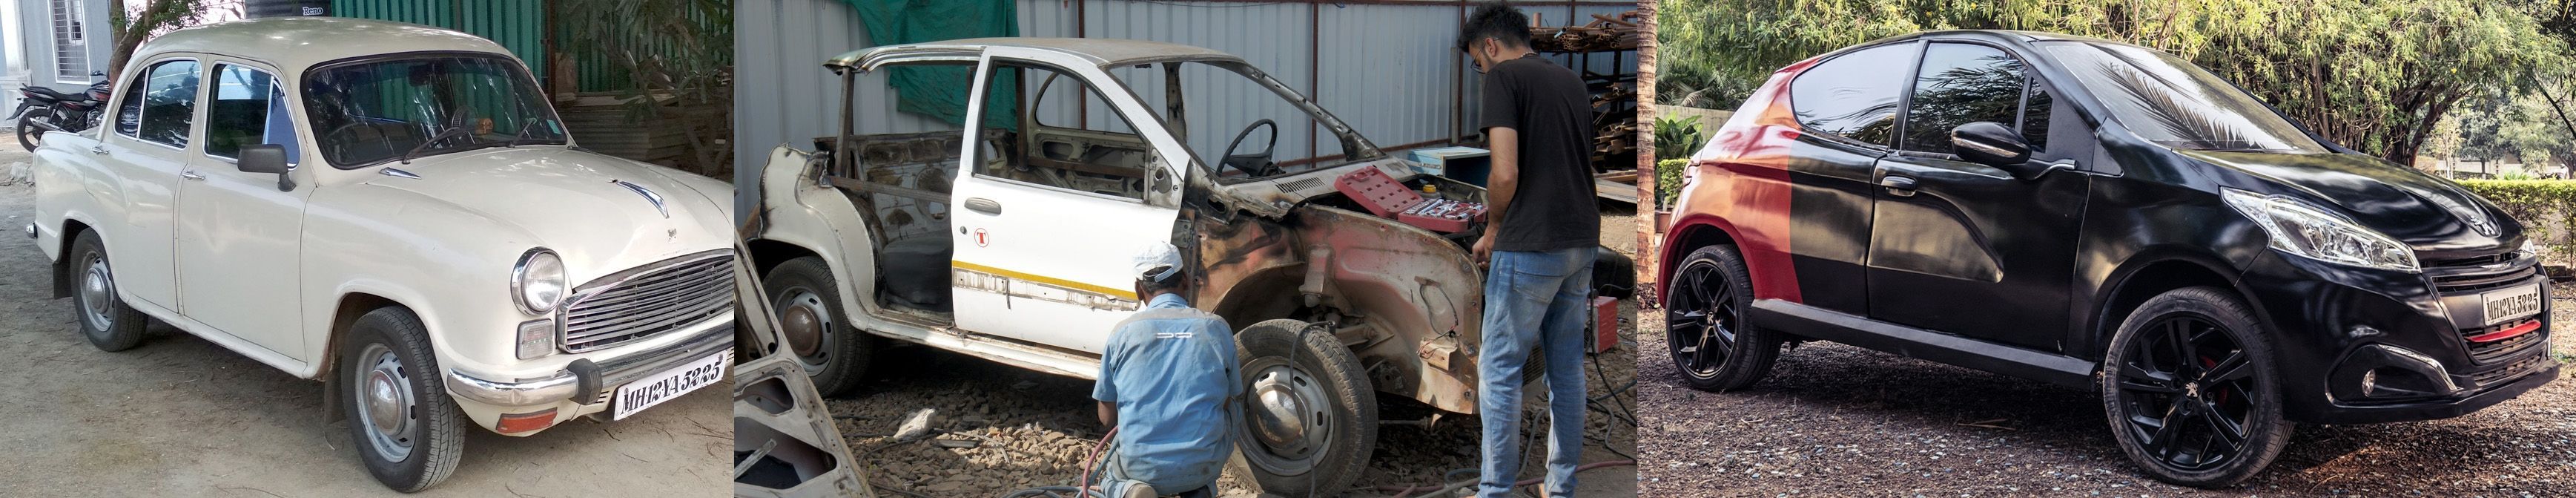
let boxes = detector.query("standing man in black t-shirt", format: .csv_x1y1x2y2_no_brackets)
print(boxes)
1459,3,1599,497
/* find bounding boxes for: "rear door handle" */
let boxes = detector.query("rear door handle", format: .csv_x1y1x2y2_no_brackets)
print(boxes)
1878,175,1918,197
180,170,205,181
963,197,1003,215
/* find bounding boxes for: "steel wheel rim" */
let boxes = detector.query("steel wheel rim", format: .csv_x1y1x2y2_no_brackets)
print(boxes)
354,344,419,462
772,286,836,375
1238,357,1330,476
1665,258,1738,379
2113,313,2256,472
78,254,114,332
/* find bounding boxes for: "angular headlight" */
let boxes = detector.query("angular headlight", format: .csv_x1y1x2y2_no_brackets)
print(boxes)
512,249,567,315
2222,188,2418,272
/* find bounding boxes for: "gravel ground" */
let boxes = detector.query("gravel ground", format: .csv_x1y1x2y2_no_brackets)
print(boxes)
0,140,730,497
826,206,1642,498
1638,278,2576,497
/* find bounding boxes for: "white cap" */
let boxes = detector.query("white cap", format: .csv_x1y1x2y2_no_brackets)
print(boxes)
1133,241,1183,283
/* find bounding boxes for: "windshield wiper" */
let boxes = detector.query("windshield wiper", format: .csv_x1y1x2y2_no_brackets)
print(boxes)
506,118,555,148
397,126,477,165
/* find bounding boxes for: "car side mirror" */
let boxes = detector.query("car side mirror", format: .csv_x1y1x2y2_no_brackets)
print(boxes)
1949,121,2035,174
237,144,295,191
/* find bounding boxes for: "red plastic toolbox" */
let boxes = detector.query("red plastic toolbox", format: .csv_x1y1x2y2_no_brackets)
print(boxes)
1335,166,1485,234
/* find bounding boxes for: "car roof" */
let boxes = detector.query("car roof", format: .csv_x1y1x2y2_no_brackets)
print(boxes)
132,17,515,75
827,37,1245,70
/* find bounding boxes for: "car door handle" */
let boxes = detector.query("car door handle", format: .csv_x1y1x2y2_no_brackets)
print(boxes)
964,197,1003,215
1879,175,1918,197
180,171,205,181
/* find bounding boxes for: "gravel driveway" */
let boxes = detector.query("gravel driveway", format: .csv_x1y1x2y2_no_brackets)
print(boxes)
825,206,1645,497
0,141,730,497
1637,280,2576,497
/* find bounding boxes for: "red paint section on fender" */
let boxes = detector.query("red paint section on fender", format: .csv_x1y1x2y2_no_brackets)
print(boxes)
1662,64,1810,304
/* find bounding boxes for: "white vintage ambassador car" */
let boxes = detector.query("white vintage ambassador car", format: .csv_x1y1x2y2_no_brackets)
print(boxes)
28,18,734,491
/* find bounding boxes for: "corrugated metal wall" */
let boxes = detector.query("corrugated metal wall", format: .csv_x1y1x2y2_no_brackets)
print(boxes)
328,0,545,82
733,0,1638,211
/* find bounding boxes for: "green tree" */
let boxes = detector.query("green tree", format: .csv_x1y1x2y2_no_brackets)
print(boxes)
108,0,215,82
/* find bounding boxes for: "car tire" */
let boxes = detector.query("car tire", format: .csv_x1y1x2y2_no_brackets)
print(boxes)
340,307,464,493
16,106,49,151
67,230,148,352
763,256,873,397
2100,286,2291,488
1664,244,1780,391
1234,318,1375,497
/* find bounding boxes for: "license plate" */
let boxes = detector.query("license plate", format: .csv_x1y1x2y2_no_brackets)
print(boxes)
2482,284,2544,326
612,350,730,420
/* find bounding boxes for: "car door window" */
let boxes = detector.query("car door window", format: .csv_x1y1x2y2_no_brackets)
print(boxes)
1898,42,2031,154
1790,42,1915,147
2020,74,2054,151
977,62,1157,201
119,59,200,147
204,64,298,164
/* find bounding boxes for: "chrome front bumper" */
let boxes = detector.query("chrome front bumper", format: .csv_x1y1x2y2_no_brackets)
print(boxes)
445,319,733,407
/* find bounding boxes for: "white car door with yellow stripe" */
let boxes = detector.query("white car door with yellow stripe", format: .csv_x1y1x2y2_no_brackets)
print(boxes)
948,50,1188,354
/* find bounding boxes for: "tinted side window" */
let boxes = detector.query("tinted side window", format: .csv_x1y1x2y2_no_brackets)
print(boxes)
1900,43,2028,154
2021,75,2053,151
135,60,200,147
1791,42,1914,146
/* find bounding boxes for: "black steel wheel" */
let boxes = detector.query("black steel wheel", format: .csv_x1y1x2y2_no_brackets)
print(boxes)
2101,286,2291,488
1665,245,1779,391
16,106,52,151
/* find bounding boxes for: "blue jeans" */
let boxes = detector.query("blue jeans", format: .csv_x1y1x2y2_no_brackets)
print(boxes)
1477,247,1594,498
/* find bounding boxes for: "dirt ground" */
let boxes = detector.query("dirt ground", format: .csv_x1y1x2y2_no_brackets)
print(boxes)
0,140,730,497
1637,271,2576,497
824,205,1643,498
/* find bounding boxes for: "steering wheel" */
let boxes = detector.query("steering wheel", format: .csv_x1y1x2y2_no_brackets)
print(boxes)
1219,119,1283,177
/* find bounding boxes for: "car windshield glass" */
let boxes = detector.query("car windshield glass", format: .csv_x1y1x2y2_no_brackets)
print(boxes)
303,54,567,168
1100,60,1375,182
2040,42,2325,153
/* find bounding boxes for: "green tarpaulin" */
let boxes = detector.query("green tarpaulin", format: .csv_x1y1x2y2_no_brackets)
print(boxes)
845,0,1017,127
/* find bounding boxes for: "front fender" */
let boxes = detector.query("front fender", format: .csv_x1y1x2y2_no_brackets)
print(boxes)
1287,206,1484,414
299,184,539,380
750,145,892,338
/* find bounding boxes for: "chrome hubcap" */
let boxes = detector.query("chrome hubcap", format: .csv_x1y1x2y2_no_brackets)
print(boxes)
78,256,113,331
354,344,417,462
1241,359,1330,475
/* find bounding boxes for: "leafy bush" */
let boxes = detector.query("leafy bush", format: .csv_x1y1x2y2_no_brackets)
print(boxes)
2459,179,2576,267
1656,159,1687,208
1653,115,1705,163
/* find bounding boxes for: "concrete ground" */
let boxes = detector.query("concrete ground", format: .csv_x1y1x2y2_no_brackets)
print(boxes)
0,140,730,497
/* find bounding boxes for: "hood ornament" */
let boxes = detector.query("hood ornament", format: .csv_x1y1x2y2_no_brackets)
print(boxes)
612,180,670,219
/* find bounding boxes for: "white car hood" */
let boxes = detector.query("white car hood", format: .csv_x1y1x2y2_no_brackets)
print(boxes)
361,146,733,276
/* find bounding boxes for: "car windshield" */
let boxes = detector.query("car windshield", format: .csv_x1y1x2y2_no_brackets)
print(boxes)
2040,42,2325,154
303,54,567,168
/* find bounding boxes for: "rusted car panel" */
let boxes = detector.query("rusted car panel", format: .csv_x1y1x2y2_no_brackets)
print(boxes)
734,243,874,498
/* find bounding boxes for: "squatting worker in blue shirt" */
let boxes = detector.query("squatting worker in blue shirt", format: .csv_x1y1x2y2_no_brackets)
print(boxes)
1459,2,1601,497
1094,241,1240,498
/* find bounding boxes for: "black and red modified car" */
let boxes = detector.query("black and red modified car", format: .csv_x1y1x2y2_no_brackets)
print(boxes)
1658,30,2555,487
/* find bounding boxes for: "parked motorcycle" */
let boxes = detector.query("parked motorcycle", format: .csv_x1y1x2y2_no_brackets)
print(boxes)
13,72,110,151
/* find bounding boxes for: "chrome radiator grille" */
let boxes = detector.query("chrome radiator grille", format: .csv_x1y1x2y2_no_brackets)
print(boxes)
561,250,736,353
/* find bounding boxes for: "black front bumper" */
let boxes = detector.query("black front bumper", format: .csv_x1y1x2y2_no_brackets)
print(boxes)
2241,249,2559,425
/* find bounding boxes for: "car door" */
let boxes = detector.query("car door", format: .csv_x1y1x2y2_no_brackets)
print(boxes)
174,61,313,358
94,57,202,312
947,55,1186,354
1772,41,1919,315
1865,41,2090,351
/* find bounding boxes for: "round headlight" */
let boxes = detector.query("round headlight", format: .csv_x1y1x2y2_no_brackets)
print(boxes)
513,249,567,315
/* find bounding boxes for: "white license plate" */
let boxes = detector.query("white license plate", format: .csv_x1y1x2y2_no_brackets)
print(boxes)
612,350,730,420
2482,284,2544,326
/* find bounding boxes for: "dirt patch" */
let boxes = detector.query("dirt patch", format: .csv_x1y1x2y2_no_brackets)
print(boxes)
830,206,1641,497
0,141,730,497
1637,281,2576,497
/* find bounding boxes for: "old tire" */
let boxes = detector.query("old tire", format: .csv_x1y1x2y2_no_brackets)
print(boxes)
67,230,148,352
1235,319,1375,496
340,307,464,492
1664,244,1780,392
2101,286,2291,488
15,106,48,151
763,256,873,397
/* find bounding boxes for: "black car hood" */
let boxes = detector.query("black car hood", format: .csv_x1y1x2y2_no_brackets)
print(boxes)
2179,150,2520,255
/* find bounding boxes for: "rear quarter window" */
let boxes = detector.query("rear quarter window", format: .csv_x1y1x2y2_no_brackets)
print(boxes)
1789,42,1916,147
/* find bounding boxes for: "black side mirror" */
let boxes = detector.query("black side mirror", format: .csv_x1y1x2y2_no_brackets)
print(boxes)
1950,121,2034,173
237,144,295,191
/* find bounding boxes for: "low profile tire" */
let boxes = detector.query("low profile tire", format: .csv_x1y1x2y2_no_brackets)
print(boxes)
1234,319,1375,496
2101,286,2291,488
16,107,50,151
67,230,147,352
763,256,873,397
1664,245,1780,391
340,307,463,492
